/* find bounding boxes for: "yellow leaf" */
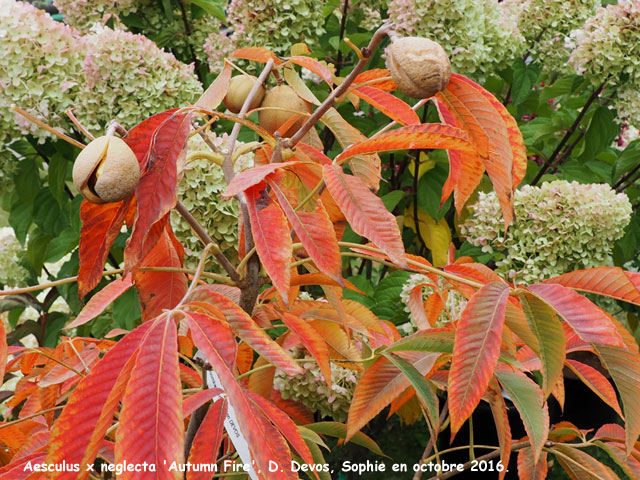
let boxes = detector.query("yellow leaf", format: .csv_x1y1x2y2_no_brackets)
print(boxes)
404,208,451,267
408,152,436,180
290,42,311,56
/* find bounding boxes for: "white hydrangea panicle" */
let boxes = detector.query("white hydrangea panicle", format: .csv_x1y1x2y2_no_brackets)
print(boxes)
570,1,640,123
0,227,29,288
52,0,138,30
461,181,632,285
512,0,599,72
388,0,525,80
273,346,360,422
170,134,253,272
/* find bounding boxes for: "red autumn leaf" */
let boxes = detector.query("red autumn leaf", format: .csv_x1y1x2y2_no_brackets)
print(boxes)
66,274,133,329
287,56,333,85
280,312,331,387
78,200,128,298
346,352,440,440
245,183,293,305
565,359,623,417
333,123,473,163
436,74,514,226
184,314,296,480
323,164,407,268
448,282,510,435
434,99,485,212
487,380,512,480
194,60,231,110
125,111,191,269
134,227,188,321
353,69,397,91
223,162,300,198
526,283,625,348
186,398,227,480
0,452,47,480
408,283,432,330
124,109,178,172
232,46,282,64
543,267,640,306
266,173,342,285
517,449,548,480
46,321,154,478
185,290,302,375
295,143,332,165
353,86,420,126
182,388,224,419
116,316,183,479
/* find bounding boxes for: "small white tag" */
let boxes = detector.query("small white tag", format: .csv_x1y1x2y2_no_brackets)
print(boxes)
195,352,260,480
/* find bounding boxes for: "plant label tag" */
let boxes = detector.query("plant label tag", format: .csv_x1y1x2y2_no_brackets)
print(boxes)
195,352,260,480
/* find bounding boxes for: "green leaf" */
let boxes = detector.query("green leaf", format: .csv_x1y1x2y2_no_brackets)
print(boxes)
519,293,566,396
48,154,69,205
26,230,52,273
113,288,142,330
188,0,226,22
382,352,439,427
45,228,79,263
417,162,451,220
511,59,540,105
304,422,386,457
381,190,406,212
33,189,69,236
384,329,454,354
495,367,549,463
614,139,640,179
14,158,41,203
160,0,174,20
43,312,67,348
580,107,618,162
9,200,33,244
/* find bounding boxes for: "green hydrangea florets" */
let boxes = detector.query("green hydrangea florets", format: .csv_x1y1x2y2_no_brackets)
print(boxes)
273,347,360,422
388,0,525,79
569,0,640,124
0,227,29,288
461,181,632,285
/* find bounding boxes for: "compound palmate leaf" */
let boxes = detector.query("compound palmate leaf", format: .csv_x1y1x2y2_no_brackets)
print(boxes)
323,164,407,268
447,282,510,435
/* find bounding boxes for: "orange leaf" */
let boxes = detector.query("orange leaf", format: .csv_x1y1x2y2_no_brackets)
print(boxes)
565,359,623,417
436,74,514,226
487,380,512,480
125,111,191,269
353,86,420,126
448,282,510,435
295,143,331,165
78,200,127,298
245,183,293,305
334,123,473,163
186,398,227,480
185,314,296,480
195,60,231,110
66,274,133,329
223,163,301,198
0,319,6,389
543,267,640,306
46,321,154,478
185,290,302,375
280,312,331,387
183,388,224,418
517,449,548,480
353,69,397,91
346,352,439,440
408,284,432,330
134,227,188,321
323,164,407,268
287,56,333,85
267,173,342,285
527,283,625,348
232,47,282,64
116,316,183,479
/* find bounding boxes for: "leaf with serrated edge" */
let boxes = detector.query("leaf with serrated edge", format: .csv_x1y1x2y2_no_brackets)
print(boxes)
552,444,618,480
593,343,640,455
565,359,622,417
527,283,625,348
517,449,548,480
267,174,342,285
543,267,640,306
186,398,227,480
519,293,566,397
448,282,510,435
78,200,127,298
184,290,302,375
67,275,133,329
185,314,296,480
116,316,183,479
495,366,549,463
346,352,439,440
305,422,385,457
334,123,473,163
287,56,333,85
323,164,407,268
223,162,301,198
487,380,512,480
245,183,293,305
46,321,154,478
353,86,420,126
232,47,282,64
